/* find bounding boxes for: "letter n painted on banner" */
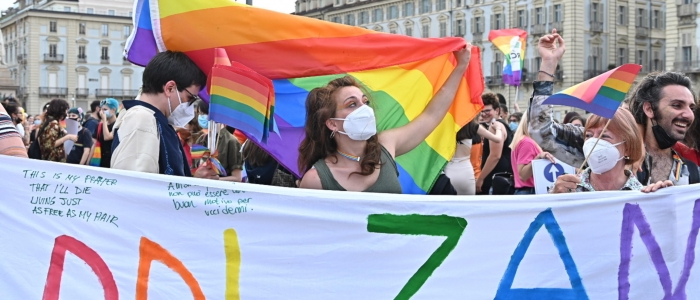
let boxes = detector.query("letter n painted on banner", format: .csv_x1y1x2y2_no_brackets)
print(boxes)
136,237,205,300
618,200,700,300
495,208,589,300
42,235,118,300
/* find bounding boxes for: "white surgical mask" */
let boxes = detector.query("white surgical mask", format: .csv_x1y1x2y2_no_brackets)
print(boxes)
167,86,195,128
330,104,377,141
582,138,625,174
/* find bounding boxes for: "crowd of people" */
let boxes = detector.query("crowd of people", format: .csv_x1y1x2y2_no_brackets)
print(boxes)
1,31,698,195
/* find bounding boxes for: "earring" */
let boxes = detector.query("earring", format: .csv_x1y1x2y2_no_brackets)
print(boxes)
624,156,630,160
330,130,336,138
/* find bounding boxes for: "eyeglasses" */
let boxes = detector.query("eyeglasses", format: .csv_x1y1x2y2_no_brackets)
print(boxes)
183,89,201,104
481,109,493,114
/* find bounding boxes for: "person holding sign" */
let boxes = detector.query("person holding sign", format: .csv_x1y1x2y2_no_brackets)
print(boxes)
298,46,472,193
509,112,555,195
528,30,699,190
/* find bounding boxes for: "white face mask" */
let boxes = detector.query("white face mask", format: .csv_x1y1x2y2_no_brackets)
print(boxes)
167,86,195,128
583,138,625,174
330,104,377,141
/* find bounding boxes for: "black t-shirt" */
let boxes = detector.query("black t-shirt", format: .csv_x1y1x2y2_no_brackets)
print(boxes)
93,122,115,168
66,128,94,164
479,119,513,195
83,117,99,136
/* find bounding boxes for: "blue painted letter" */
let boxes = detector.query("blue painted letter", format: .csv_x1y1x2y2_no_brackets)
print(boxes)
495,208,589,300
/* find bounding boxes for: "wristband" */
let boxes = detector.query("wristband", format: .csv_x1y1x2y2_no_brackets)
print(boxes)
538,70,555,78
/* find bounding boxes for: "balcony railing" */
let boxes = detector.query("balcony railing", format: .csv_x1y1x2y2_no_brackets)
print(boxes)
531,24,547,35
16,54,26,64
43,54,64,63
590,21,604,33
77,55,87,63
75,88,89,97
521,71,564,83
485,75,503,87
38,87,68,97
17,87,27,97
550,21,564,32
95,89,139,98
674,60,700,73
583,70,605,80
678,4,696,17
635,26,649,38
122,56,131,65
472,33,483,42
100,56,110,64
554,70,564,81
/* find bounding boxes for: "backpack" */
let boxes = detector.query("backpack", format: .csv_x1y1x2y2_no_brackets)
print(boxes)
429,173,458,195
491,172,516,195
27,126,44,160
637,155,700,185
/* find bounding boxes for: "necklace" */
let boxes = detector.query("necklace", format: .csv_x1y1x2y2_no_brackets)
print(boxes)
337,149,361,162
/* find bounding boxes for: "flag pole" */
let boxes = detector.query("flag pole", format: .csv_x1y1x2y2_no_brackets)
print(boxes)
514,85,520,113
577,118,613,173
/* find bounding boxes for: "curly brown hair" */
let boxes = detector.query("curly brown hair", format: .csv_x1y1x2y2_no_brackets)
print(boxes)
297,76,382,177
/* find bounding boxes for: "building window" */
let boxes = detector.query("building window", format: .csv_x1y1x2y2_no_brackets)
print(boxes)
390,28,397,34
49,44,57,57
359,11,368,25
536,7,544,24
403,2,414,17
421,0,431,14
102,24,108,36
87,8,94,14
129,11,133,17
78,45,86,59
455,0,462,6
108,10,115,16
554,4,562,22
637,9,645,27
474,16,482,33
637,50,645,66
618,48,626,66
494,13,503,29
618,6,627,25
331,16,341,23
101,47,109,60
517,10,525,27
456,19,464,36
653,10,661,29
79,22,86,35
422,24,429,38
406,27,413,36
64,7,70,12
439,21,447,37
683,46,692,62
123,25,131,38
49,21,57,33
345,14,355,25
373,8,383,22
437,0,446,11
389,5,398,19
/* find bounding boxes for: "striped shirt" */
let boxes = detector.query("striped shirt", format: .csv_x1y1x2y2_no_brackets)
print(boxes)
0,111,27,157
0,112,20,139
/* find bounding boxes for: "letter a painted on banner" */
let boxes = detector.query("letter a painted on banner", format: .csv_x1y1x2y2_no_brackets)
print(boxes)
618,200,700,300
136,237,205,300
495,208,589,300
42,235,119,300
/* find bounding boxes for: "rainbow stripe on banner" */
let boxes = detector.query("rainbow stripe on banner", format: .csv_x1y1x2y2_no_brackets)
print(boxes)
124,0,484,194
488,29,527,86
543,64,642,119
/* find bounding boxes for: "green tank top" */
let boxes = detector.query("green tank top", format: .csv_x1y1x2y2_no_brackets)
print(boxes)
313,146,402,194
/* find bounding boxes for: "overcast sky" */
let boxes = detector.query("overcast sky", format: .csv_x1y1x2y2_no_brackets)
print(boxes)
0,0,297,14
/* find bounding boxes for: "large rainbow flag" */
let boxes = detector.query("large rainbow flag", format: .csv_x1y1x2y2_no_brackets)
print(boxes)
543,64,642,119
124,0,484,194
488,29,527,86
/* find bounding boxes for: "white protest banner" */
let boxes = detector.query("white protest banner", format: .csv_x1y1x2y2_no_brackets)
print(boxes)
1,155,699,299
532,158,576,194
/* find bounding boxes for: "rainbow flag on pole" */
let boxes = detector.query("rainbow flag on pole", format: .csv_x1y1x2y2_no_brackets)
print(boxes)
488,29,527,86
124,0,484,194
543,64,642,119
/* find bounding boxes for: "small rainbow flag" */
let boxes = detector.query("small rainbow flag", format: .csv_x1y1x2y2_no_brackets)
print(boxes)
488,29,527,86
208,48,276,142
191,144,207,161
543,64,642,119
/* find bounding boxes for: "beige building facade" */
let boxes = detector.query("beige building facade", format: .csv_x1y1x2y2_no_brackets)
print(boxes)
296,0,689,121
0,0,142,115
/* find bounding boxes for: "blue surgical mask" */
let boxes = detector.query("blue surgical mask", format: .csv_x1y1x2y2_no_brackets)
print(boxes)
198,115,209,129
33,120,41,125
104,110,112,118
509,122,518,131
